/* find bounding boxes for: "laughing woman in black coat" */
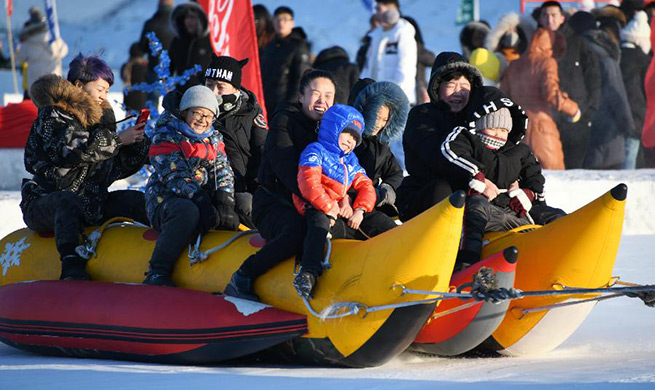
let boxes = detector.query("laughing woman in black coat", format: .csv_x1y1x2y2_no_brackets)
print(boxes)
351,79,409,216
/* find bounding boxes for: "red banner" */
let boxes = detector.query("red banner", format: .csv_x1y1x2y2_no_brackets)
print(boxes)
5,0,12,17
199,0,267,120
643,16,655,147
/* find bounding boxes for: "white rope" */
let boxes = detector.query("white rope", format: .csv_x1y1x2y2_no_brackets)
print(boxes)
188,230,259,266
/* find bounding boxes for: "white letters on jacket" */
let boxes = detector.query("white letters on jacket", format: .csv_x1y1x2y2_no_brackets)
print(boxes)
361,18,418,105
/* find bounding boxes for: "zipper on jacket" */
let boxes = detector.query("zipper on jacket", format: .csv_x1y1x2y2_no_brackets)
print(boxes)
341,157,349,197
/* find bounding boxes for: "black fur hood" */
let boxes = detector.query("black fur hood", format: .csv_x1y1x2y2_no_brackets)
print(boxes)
353,81,409,143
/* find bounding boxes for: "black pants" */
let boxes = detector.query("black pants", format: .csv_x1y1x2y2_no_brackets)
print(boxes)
398,178,453,222
461,195,567,260
235,191,255,229
559,119,592,169
239,189,307,279
300,207,397,275
22,190,148,259
148,197,200,275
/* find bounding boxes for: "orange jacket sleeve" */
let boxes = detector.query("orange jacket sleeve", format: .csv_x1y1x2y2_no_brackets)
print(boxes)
297,165,339,215
351,172,376,212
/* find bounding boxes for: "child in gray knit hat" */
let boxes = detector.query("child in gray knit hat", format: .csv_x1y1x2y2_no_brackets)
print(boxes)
440,97,566,269
142,85,240,286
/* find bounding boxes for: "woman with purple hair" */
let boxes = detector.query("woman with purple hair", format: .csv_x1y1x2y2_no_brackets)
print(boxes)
20,54,150,281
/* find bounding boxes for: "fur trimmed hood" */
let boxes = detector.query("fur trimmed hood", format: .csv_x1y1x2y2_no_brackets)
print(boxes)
29,74,104,128
353,81,409,143
485,12,536,54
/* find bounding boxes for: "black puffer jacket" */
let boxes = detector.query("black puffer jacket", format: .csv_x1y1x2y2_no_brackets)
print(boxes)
313,46,360,105
260,30,311,115
400,52,485,199
169,3,212,91
556,23,601,125
583,30,633,169
21,75,149,224
352,81,408,191
257,102,319,203
438,95,545,208
620,43,651,139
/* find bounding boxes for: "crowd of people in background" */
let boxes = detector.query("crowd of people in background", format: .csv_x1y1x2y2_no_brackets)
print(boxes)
13,0,655,299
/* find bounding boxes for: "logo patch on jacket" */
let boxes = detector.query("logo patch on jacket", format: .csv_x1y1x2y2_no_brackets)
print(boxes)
254,113,268,129
385,41,399,55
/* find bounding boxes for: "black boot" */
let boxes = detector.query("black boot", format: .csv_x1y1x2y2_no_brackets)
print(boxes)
293,270,317,299
142,270,175,287
60,255,90,281
224,269,260,301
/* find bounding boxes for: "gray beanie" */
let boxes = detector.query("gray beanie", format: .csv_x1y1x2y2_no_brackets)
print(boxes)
180,85,220,117
475,107,512,132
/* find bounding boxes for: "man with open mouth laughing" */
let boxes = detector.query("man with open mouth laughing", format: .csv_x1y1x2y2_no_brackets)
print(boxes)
224,70,337,302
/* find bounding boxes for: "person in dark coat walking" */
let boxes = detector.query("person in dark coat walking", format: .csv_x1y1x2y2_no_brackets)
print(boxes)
168,2,212,92
138,0,176,106
570,11,634,169
351,79,408,216
223,70,336,301
537,1,601,169
313,46,360,104
620,10,651,168
396,51,485,222
260,6,311,116
204,55,268,228
21,55,149,281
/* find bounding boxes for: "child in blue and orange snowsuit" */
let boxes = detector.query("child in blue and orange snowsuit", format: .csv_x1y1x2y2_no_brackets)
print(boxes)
292,104,397,298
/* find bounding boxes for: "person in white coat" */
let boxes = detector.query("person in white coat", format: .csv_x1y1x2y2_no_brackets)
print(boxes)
16,7,68,98
361,0,417,170
361,0,417,105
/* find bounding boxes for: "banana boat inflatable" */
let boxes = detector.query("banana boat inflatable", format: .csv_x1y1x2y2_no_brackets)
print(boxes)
474,184,627,356
411,247,518,356
0,192,466,367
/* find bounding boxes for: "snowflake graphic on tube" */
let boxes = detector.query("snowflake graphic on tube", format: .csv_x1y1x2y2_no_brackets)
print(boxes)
0,237,31,277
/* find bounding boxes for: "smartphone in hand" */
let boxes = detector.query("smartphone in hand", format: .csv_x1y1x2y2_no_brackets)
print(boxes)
136,109,150,125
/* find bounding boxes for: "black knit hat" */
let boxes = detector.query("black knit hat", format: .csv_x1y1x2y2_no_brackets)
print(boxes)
569,11,597,34
204,55,249,89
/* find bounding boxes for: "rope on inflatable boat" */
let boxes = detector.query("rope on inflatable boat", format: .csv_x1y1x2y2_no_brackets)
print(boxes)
303,282,655,321
188,230,259,266
76,218,149,259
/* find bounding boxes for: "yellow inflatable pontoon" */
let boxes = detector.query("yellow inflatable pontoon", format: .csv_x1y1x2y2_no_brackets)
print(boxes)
0,192,466,367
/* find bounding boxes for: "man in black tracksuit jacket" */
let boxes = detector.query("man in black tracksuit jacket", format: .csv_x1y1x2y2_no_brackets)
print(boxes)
439,96,565,267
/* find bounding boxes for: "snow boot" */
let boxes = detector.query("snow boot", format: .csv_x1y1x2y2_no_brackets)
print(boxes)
142,271,175,287
224,269,260,302
293,270,317,299
60,255,90,281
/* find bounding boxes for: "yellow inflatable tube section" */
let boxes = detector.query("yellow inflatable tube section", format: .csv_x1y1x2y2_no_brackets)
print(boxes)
0,192,466,367
479,184,626,356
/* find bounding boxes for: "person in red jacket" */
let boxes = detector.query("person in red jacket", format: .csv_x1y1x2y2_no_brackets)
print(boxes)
292,104,396,299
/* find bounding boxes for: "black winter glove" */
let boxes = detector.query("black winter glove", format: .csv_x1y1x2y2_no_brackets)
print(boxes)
192,190,218,234
213,190,240,231
375,183,397,207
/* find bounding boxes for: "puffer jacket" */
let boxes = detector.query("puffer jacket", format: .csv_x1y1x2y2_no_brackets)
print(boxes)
501,28,579,170
352,81,408,191
21,74,149,225
293,105,375,216
439,95,546,209
144,111,234,222
583,29,633,169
